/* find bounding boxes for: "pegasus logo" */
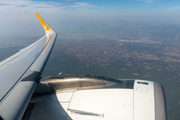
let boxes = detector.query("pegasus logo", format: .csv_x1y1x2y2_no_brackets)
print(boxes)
35,13,51,31
43,25,47,30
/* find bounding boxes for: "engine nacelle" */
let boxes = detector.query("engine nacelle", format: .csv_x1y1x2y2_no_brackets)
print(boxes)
28,75,166,120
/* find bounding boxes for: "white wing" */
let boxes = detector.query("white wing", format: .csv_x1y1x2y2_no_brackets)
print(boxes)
0,13,57,120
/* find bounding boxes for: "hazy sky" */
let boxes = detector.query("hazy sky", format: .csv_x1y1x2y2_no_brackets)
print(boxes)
1,0,180,16
1,0,180,38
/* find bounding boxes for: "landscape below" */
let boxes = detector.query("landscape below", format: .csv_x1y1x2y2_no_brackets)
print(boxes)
1,25,180,120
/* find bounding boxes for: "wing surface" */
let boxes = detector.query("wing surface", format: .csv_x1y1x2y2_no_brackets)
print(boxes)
0,13,57,120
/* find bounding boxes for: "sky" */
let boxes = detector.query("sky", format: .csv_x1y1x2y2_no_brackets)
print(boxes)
1,0,180,39
1,0,180,17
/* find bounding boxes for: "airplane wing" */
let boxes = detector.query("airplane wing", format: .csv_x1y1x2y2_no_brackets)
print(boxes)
0,13,57,120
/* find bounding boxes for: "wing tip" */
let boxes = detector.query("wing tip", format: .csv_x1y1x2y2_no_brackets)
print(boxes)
35,13,52,31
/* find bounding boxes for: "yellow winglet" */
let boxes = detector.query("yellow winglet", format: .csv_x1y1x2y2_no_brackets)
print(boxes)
35,13,52,31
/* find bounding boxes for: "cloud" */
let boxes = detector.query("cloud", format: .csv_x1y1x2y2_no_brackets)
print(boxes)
167,7,180,12
67,2,94,8
0,0,96,14
0,0,60,14
136,0,157,3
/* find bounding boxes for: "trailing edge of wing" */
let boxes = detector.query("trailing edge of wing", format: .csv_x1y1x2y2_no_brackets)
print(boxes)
35,13,52,31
